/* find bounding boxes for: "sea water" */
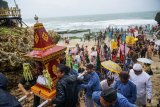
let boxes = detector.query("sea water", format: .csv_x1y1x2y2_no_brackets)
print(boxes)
24,11,158,36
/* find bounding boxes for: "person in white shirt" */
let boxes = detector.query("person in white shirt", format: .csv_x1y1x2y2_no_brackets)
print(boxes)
74,53,81,64
100,72,114,90
129,63,152,107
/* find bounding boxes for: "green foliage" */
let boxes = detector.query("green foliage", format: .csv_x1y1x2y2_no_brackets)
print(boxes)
69,36,81,39
85,54,90,63
0,27,26,36
96,53,101,71
23,63,33,82
48,30,61,44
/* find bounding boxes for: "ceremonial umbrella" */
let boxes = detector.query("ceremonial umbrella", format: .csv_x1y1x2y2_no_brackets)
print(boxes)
137,58,153,64
155,40,160,46
101,60,122,74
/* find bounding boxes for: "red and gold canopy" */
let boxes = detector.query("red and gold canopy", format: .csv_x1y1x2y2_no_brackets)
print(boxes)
25,23,66,62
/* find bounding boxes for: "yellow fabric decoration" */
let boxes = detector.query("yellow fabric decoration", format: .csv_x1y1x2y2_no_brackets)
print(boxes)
111,41,118,49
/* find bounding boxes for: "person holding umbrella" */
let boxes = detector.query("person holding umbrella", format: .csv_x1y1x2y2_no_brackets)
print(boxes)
101,60,122,81
137,58,154,75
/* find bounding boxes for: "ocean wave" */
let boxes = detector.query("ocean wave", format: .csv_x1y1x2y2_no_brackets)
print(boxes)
25,19,157,31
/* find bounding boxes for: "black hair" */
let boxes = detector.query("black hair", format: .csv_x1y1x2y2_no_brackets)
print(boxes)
101,88,117,103
65,66,71,74
32,61,43,75
119,71,129,80
57,64,69,75
86,63,94,69
144,63,151,66
78,68,85,73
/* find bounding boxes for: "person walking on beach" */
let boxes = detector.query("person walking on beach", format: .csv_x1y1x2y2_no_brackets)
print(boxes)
140,46,147,58
147,44,152,59
80,64,101,107
113,71,137,104
129,63,152,107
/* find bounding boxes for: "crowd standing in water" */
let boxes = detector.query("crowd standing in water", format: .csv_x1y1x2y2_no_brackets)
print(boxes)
0,24,160,107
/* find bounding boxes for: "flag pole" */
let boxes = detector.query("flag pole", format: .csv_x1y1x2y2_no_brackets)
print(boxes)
123,32,126,71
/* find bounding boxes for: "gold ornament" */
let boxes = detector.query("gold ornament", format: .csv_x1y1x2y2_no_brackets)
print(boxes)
35,33,39,44
42,32,48,42
52,65,57,73
56,59,60,64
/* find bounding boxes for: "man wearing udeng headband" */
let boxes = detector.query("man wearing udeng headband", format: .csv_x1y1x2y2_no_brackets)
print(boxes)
92,88,137,107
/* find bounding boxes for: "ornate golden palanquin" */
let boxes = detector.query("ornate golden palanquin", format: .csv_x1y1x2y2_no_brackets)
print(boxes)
24,23,66,100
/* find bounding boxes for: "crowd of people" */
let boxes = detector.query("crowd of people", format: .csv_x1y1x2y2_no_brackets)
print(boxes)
0,24,160,107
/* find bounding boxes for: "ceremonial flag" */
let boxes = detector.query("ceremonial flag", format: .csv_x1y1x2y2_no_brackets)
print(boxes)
125,36,135,45
121,34,126,42
111,41,118,49
96,53,101,72
109,32,113,39
66,55,71,68
118,44,130,55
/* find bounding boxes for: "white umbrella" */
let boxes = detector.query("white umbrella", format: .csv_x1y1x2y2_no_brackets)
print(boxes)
137,58,153,64
155,40,160,46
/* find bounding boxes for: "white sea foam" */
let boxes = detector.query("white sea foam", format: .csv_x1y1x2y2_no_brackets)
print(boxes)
25,19,157,31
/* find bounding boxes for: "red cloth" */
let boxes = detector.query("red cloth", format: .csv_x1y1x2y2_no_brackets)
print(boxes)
112,54,117,62
120,49,124,62
117,36,120,46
